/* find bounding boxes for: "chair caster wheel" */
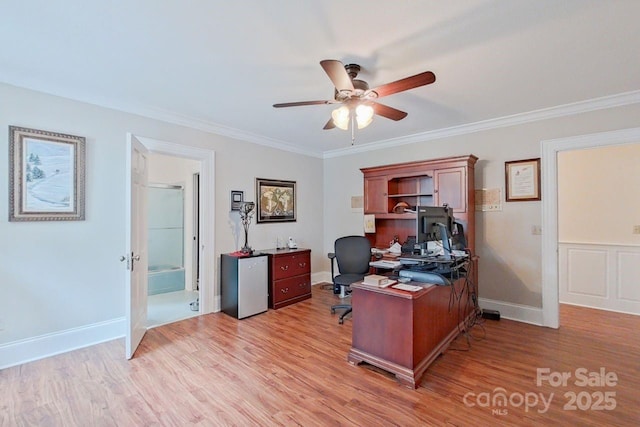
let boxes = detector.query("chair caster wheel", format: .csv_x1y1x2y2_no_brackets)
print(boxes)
338,319,344,325
331,308,335,314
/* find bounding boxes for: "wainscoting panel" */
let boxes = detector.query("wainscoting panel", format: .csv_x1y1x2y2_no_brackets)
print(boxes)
566,247,608,297
560,242,640,315
618,251,640,302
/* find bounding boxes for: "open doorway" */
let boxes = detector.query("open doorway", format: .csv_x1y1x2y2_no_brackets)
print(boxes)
541,127,640,328
145,153,202,327
125,133,216,357
146,154,201,327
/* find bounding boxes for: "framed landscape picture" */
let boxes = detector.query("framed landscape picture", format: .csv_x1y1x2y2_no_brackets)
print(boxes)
9,126,86,221
256,178,296,223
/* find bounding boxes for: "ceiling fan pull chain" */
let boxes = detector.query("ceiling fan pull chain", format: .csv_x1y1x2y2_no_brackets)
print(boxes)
351,113,356,145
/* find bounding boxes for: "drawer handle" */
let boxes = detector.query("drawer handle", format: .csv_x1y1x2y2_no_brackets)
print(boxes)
281,287,289,294
298,262,306,268
299,283,306,288
280,265,289,271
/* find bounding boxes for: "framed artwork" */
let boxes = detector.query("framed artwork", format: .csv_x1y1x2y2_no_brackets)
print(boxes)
230,190,244,211
255,178,296,223
9,126,86,221
505,158,541,202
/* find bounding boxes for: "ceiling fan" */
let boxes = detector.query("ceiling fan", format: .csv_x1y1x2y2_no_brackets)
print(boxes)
273,59,436,131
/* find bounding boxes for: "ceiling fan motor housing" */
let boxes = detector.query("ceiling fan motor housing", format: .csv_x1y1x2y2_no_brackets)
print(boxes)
344,63,361,78
335,78,371,101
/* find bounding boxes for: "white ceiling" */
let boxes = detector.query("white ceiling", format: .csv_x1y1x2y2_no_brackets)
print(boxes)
2,0,640,157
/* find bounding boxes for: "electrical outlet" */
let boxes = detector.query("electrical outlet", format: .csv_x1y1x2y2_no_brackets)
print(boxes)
633,225,640,235
531,225,542,235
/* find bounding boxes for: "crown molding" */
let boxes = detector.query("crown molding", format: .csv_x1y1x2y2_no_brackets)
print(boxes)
2,82,325,158
134,106,325,158
7,82,640,160
322,89,640,159
138,88,640,159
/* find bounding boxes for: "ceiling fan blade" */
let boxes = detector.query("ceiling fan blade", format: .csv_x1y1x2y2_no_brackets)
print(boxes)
273,100,332,108
371,102,408,121
323,118,335,130
371,71,436,98
320,60,354,92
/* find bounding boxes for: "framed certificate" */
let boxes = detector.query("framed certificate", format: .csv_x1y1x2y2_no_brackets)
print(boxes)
505,158,541,202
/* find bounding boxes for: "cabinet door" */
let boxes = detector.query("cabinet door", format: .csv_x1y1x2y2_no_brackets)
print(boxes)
434,167,466,212
364,176,388,213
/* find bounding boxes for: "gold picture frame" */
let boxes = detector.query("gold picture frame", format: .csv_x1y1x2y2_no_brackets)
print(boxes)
505,158,541,202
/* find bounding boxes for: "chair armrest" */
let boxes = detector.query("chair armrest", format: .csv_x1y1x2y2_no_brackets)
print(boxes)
328,252,336,280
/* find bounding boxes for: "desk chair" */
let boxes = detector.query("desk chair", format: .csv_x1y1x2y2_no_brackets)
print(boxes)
328,235,371,324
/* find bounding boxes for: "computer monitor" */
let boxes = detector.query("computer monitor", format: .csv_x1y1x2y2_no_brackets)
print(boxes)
416,205,454,258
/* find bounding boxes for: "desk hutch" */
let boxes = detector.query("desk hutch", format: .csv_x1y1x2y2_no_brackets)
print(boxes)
361,155,477,255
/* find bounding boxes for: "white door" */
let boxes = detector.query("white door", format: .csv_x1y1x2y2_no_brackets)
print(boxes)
124,136,149,359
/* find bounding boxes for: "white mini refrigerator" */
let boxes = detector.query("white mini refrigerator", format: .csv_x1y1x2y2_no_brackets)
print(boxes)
221,253,268,319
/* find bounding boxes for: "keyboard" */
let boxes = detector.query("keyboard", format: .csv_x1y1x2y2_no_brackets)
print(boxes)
369,260,402,269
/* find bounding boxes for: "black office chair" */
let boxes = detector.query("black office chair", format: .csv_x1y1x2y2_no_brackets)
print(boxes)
328,235,371,324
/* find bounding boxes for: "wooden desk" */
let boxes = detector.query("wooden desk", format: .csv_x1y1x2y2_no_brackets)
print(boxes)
348,278,473,388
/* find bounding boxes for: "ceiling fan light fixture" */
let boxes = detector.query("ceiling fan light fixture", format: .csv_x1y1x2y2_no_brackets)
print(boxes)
331,105,350,130
356,104,374,129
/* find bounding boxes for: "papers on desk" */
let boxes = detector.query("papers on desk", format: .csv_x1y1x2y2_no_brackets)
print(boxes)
369,259,402,269
392,283,424,292
362,274,396,288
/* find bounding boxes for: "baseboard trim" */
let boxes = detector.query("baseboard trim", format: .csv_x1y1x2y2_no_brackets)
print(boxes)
311,272,331,285
0,317,125,370
478,298,544,326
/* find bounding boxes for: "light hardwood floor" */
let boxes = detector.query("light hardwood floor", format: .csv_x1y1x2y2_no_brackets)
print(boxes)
1,285,638,426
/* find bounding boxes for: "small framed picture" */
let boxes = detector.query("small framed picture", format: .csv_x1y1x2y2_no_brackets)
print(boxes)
230,190,244,211
9,126,86,221
505,158,541,202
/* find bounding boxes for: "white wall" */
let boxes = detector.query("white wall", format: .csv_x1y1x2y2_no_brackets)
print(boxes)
323,103,640,309
0,83,324,366
558,143,640,244
148,153,200,291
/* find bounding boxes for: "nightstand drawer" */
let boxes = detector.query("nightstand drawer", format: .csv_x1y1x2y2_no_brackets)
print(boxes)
273,252,311,281
273,274,311,304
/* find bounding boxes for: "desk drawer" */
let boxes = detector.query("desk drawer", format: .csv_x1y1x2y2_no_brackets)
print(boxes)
273,252,310,280
273,274,311,304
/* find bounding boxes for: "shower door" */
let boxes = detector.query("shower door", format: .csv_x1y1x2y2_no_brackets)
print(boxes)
147,184,185,295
